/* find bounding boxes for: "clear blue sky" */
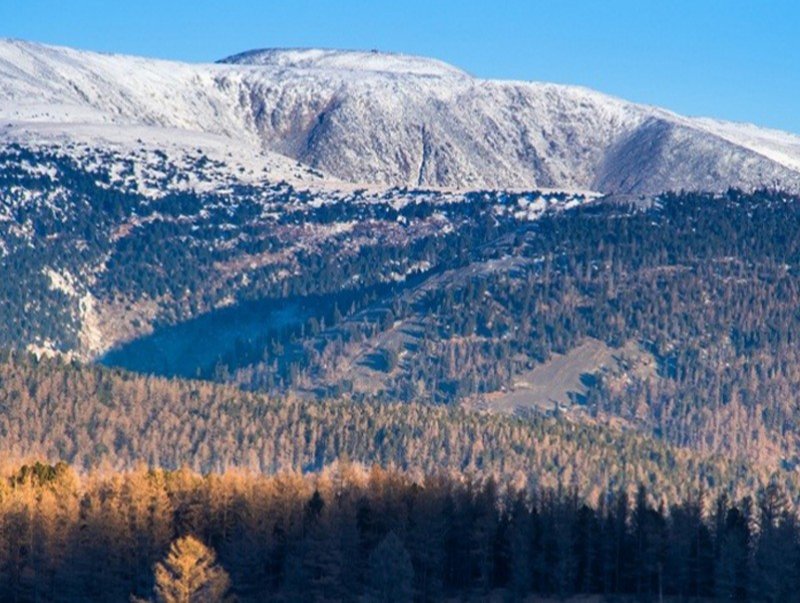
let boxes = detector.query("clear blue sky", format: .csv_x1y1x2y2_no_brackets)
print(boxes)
2,0,798,133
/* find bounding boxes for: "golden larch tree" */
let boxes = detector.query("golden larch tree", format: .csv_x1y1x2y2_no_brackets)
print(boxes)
153,535,231,603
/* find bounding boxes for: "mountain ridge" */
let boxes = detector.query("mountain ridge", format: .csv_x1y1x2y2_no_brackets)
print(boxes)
2,39,800,193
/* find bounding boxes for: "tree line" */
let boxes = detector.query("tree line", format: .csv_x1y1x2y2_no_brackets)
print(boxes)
2,460,800,601
0,350,786,506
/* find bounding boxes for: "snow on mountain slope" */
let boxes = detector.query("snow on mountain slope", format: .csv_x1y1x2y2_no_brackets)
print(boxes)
1,121,333,195
690,118,800,174
221,47,470,78
1,39,800,193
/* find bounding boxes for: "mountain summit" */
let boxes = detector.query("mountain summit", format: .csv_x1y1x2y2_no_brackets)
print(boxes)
1,39,800,192
219,47,470,78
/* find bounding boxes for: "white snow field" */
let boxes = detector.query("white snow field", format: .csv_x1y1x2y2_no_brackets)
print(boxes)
1,39,800,193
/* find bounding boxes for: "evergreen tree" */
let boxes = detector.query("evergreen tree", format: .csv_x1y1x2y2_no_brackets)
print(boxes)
365,532,414,603
153,536,232,603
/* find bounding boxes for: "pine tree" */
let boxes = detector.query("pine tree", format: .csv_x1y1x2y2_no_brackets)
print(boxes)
153,535,232,603
365,532,414,603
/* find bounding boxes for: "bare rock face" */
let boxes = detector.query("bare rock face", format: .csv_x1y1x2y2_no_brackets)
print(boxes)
2,39,800,193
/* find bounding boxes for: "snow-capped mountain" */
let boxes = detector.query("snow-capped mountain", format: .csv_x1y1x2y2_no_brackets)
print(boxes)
2,39,800,193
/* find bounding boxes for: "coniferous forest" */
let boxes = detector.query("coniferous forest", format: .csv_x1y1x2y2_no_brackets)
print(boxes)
2,460,800,602
7,188,800,599
4,19,800,600
0,351,787,505
6,186,800,599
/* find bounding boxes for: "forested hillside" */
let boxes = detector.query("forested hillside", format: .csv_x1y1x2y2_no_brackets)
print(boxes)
0,351,781,506
7,173,800,496
11,142,800,484
0,143,588,360
1,460,798,602
194,188,800,474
